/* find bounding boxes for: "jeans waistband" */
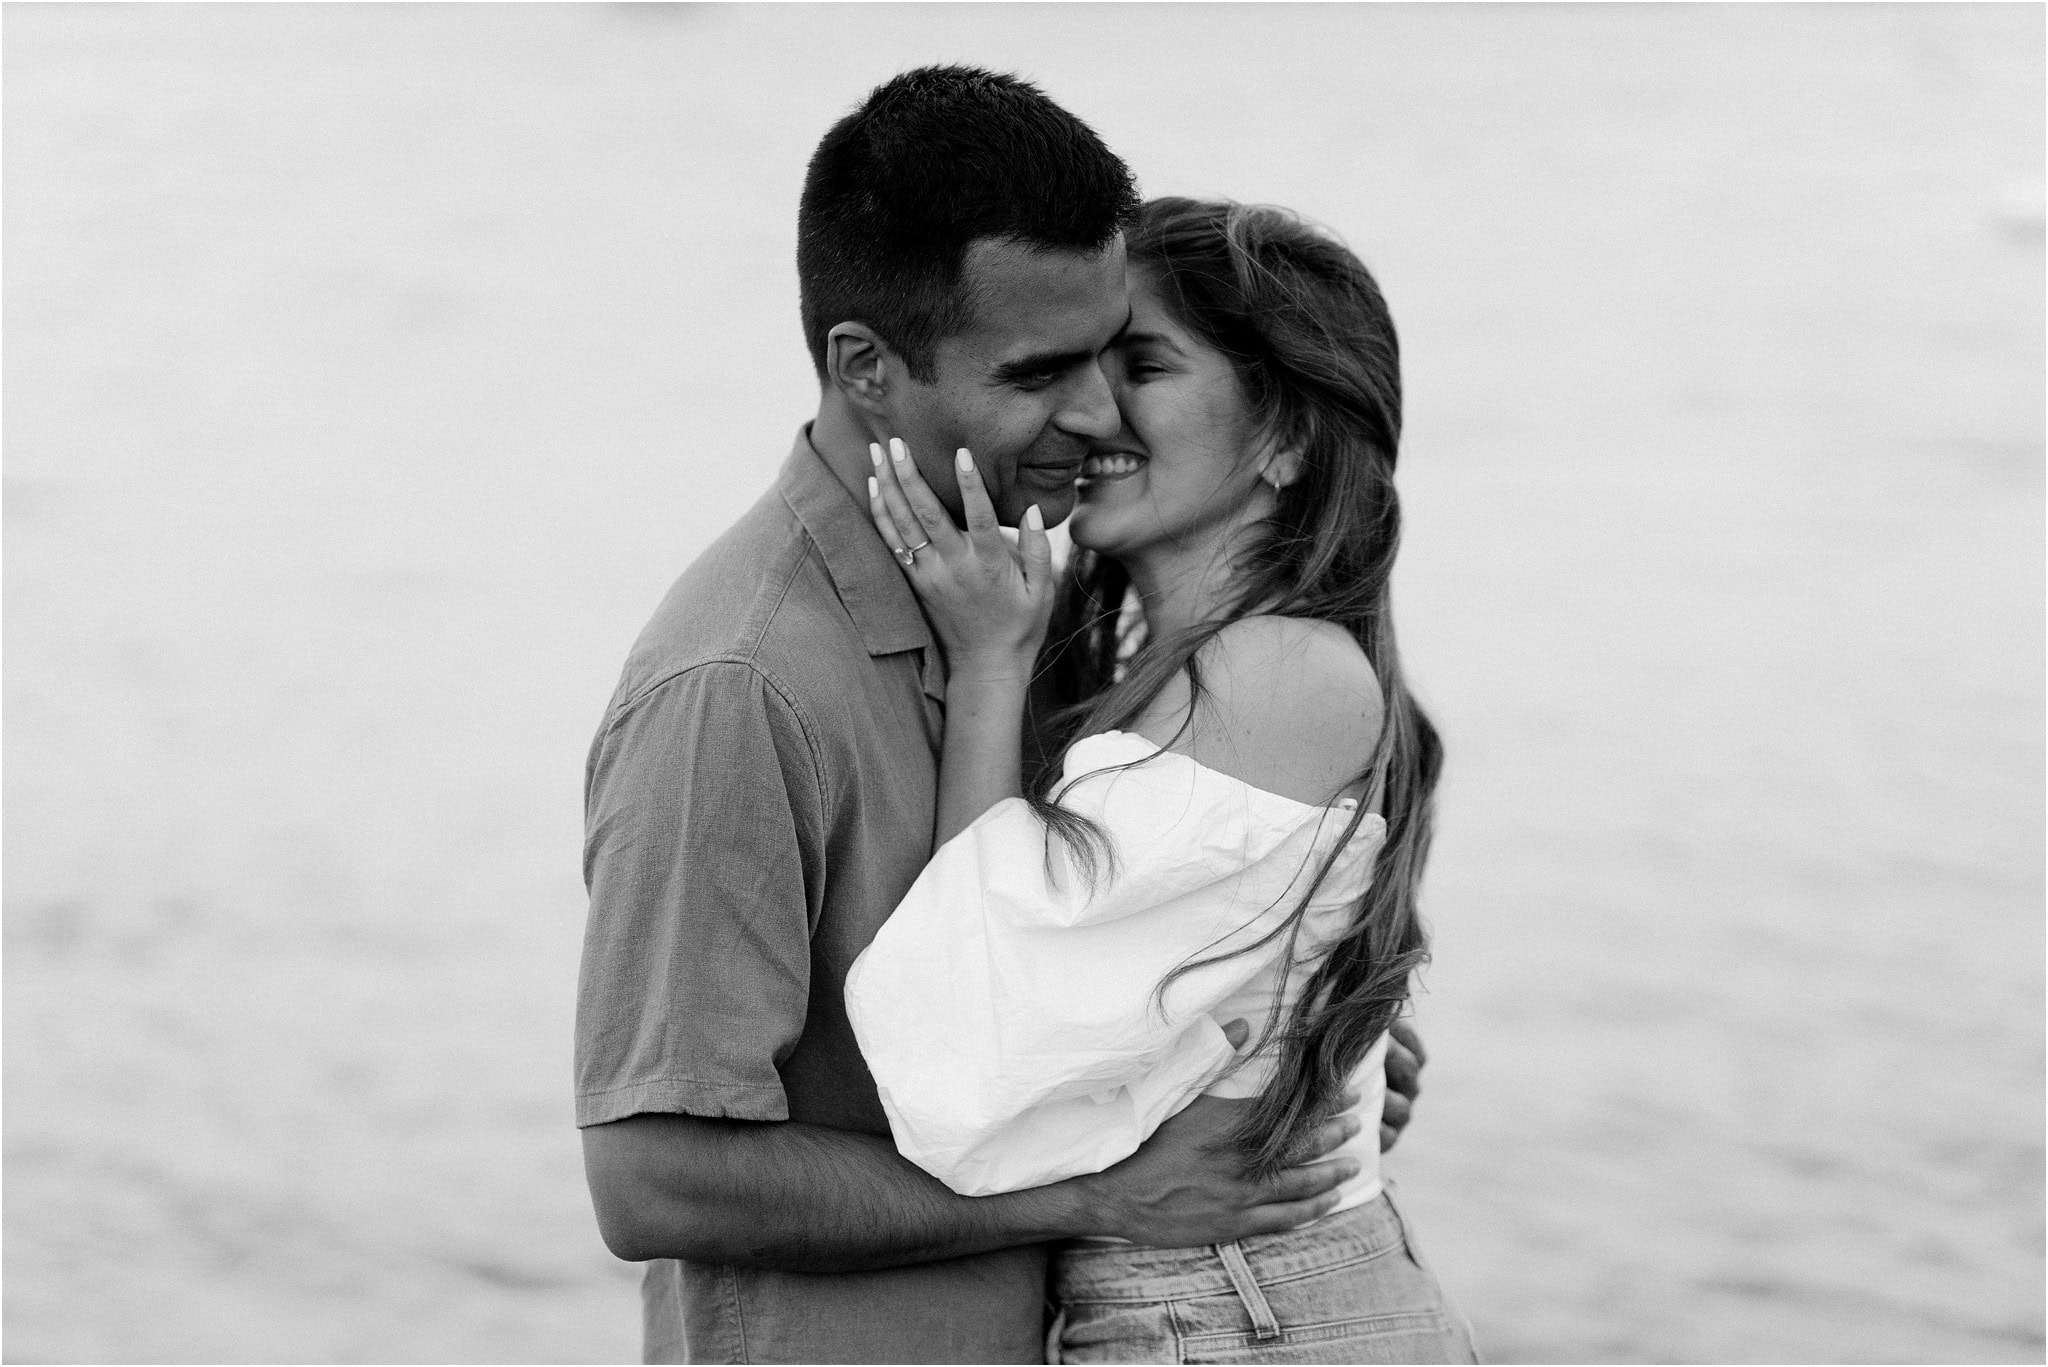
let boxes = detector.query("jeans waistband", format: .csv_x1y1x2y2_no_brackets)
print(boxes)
1054,1192,1409,1305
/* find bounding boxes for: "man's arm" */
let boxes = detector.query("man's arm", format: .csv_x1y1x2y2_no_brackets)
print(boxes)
1381,1019,1426,1151
579,662,1361,1273
584,1092,1363,1273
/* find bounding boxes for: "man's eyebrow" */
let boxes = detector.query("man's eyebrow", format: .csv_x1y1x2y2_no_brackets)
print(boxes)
992,307,1137,382
990,348,1096,382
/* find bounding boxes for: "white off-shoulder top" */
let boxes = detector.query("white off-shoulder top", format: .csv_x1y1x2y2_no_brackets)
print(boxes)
844,730,1390,1209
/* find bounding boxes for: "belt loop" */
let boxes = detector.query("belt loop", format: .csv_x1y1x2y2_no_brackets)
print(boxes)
1213,1241,1282,1341
1042,1302,1068,1364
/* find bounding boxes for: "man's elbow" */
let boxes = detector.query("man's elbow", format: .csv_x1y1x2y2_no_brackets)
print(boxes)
584,1145,659,1261
589,1187,663,1263
582,1118,716,1263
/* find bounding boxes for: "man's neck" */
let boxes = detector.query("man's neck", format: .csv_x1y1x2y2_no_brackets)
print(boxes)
808,391,884,508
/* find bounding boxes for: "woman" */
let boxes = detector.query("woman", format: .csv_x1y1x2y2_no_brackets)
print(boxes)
846,198,1475,1363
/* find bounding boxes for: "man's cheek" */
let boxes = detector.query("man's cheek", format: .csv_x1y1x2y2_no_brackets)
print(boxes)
956,408,1023,480
996,397,1062,462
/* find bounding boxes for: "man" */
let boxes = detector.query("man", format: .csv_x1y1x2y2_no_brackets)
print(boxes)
577,66,1424,1364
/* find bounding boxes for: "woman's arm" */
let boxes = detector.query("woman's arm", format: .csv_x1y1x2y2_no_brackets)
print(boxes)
845,728,1368,1195
933,668,1029,846
866,438,1055,844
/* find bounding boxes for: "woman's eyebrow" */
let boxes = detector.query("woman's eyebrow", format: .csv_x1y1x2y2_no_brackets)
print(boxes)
1117,328,1185,354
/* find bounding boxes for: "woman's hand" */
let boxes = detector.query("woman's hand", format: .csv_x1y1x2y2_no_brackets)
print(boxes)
866,437,1056,680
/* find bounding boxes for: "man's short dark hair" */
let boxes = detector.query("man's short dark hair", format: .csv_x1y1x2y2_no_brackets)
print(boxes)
797,65,1140,383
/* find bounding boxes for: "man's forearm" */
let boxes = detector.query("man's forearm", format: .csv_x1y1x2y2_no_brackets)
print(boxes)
584,1111,1101,1272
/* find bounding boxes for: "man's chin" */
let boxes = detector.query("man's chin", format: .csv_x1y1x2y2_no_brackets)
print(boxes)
1008,487,1078,529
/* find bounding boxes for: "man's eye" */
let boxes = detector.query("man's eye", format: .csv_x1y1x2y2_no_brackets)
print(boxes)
1013,371,1061,391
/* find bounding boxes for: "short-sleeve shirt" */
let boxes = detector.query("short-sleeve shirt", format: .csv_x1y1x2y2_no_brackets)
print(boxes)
577,431,1049,1364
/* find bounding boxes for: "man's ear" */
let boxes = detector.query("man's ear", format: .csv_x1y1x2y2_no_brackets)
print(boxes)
825,323,897,418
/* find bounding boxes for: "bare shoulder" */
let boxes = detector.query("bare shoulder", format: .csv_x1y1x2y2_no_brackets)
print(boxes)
1134,616,1384,806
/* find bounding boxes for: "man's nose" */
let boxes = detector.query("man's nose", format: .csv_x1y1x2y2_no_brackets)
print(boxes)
1055,361,1121,441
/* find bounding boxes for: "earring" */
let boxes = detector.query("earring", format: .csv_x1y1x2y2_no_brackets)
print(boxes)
1262,469,1282,491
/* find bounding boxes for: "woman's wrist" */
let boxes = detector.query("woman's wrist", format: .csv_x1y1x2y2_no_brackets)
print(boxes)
942,650,1037,688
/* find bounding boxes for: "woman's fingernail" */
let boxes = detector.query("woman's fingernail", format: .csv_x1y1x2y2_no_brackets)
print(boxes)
870,443,883,467
1024,503,1043,530
867,476,878,500
1339,1161,1361,1182
890,438,906,463
956,447,974,473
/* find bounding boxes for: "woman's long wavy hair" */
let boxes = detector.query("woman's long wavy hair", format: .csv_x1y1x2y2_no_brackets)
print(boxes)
1026,197,1444,1176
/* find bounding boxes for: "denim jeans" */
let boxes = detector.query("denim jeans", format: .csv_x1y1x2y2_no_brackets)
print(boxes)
1050,1189,1479,1364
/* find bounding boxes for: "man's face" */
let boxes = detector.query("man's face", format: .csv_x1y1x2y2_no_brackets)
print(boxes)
884,237,1130,528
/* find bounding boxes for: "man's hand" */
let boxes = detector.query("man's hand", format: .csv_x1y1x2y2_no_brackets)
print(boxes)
1079,1093,1362,1247
1381,1020,1426,1152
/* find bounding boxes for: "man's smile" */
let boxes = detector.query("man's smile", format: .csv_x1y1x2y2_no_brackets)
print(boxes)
1017,439,1091,487
1021,458,1086,482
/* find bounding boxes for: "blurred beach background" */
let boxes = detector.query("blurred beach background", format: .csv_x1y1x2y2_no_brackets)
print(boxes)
5,3,2041,1362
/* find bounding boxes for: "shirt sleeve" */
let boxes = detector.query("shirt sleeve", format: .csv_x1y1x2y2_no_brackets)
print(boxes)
576,661,825,1127
843,735,1349,1195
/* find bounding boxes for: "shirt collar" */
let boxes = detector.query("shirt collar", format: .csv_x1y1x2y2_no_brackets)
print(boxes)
779,428,935,659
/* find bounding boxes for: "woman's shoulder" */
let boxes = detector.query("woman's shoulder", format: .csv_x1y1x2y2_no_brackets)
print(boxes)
1208,614,1379,686
1134,615,1384,806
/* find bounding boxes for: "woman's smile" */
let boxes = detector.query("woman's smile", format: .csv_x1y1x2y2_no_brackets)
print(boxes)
1079,450,1148,485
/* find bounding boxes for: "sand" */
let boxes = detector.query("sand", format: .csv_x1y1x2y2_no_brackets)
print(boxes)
5,4,2041,1361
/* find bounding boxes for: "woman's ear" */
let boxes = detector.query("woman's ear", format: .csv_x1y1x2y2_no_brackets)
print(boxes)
825,323,894,416
1259,443,1305,491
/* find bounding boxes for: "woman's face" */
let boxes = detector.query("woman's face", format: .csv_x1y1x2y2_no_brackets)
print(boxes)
1067,267,1274,562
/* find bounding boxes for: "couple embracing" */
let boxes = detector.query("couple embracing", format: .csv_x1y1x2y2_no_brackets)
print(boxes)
576,66,1477,1365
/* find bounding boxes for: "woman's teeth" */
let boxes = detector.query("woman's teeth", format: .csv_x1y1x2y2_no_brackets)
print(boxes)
1081,453,1146,478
